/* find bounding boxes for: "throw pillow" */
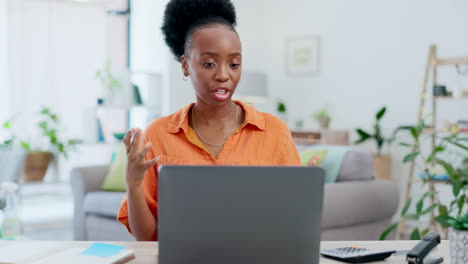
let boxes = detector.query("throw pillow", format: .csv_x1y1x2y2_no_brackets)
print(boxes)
101,143,127,192
299,148,328,166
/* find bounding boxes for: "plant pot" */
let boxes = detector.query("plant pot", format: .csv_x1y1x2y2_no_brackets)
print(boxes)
449,228,468,264
373,155,392,180
23,152,53,182
319,117,330,130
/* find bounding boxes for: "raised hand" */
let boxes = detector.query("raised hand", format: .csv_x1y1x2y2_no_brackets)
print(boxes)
123,128,159,189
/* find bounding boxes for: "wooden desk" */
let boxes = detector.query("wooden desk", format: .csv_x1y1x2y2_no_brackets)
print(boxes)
0,240,450,263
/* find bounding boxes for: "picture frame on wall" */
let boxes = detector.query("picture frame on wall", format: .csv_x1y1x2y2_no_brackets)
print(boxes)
286,36,320,76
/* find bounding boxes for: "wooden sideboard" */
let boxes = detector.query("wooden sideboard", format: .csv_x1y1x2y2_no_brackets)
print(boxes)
291,130,349,145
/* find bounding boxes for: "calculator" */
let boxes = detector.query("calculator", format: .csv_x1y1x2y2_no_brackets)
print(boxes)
320,246,396,263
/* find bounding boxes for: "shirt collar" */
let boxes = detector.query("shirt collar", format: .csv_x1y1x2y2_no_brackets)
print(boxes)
166,100,265,134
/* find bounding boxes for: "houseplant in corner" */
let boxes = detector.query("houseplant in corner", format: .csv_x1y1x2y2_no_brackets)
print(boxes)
354,106,393,180
312,107,331,130
437,211,468,264
20,107,81,182
379,119,467,246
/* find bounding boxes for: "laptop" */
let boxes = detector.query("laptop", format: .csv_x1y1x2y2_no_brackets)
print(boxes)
158,166,325,264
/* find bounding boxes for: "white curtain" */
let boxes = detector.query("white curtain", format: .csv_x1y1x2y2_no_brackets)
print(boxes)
0,0,10,124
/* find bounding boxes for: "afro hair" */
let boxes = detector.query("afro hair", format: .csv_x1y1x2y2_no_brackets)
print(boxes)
161,0,237,62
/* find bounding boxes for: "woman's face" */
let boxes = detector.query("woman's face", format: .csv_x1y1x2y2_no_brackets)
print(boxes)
182,24,242,107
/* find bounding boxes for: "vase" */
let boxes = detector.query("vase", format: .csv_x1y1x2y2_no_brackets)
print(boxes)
449,228,468,264
373,155,392,180
319,117,330,130
23,152,53,182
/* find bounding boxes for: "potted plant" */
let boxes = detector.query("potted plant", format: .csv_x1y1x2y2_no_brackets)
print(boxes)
380,119,467,243
354,106,393,179
312,107,331,130
436,212,468,264
95,60,126,106
20,107,81,182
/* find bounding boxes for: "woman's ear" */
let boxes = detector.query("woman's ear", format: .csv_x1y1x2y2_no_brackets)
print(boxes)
181,55,189,77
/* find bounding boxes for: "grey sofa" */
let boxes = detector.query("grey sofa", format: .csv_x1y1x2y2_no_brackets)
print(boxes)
71,149,399,241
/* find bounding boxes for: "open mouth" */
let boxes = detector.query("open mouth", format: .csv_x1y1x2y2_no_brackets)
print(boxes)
212,88,231,101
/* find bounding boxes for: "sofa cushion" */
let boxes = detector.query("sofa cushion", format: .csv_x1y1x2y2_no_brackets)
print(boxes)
337,150,374,181
84,191,126,218
101,143,127,192
299,148,328,166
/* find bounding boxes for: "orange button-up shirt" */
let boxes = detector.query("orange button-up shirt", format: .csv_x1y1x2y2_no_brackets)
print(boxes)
117,100,300,239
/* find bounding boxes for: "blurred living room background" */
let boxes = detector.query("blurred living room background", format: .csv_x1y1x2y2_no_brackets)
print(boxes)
0,0,467,241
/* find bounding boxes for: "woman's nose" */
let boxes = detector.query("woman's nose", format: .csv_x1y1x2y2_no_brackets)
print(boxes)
215,65,229,82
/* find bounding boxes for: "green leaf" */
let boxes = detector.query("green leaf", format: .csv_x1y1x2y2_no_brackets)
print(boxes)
426,145,445,163
453,182,462,197
421,228,430,237
403,152,419,163
410,228,421,240
355,129,371,144
435,215,451,228
38,121,48,130
401,198,412,216
49,114,58,123
57,143,65,153
379,223,398,240
457,194,466,215
399,142,412,147
438,205,448,216
436,159,459,182
376,107,386,120
68,139,82,145
374,124,382,139
446,140,468,152
416,120,425,134
421,204,437,215
20,141,31,151
410,127,418,140
397,126,414,131
416,199,424,214
406,213,420,220
2,120,11,129
40,107,51,115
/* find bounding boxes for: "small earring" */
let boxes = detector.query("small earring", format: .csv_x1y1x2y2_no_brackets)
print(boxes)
183,75,189,81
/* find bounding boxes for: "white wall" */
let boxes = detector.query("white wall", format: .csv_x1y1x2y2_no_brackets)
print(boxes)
246,0,468,213
242,0,468,185
130,0,172,115
0,0,10,124
260,0,468,132
7,0,108,141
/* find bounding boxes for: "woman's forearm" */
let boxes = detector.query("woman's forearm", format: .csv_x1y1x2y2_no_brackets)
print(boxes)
127,185,157,241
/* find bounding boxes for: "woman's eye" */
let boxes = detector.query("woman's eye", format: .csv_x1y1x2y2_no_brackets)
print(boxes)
230,63,240,69
204,63,215,68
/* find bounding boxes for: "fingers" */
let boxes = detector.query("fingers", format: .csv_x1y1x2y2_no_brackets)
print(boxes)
145,156,160,169
138,142,152,160
128,129,145,156
123,128,136,153
132,128,145,149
